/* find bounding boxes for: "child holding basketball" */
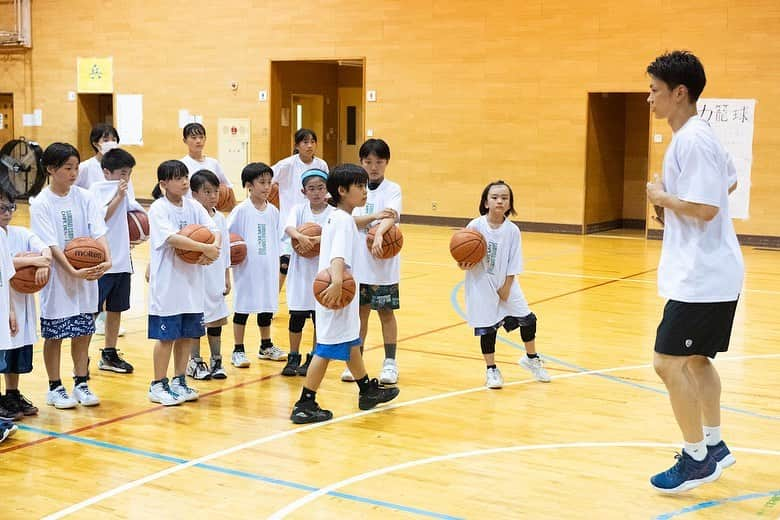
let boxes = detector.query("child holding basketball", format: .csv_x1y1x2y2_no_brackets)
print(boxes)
281,168,334,376
0,203,20,421
289,163,399,424
147,160,220,406
30,143,112,409
0,182,49,417
180,123,233,190
227,163,286,367
272,128,329,288
187,169,231,380
459,180,550,389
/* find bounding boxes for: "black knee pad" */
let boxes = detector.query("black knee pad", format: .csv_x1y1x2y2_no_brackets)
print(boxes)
207,326,222,337
519,312,537,342
233,313,249,325
279,255,290,275
257,312,273,327
288,312,310,333
480,331,497,355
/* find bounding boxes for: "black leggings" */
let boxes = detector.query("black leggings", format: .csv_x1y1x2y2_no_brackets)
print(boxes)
233,312,273,327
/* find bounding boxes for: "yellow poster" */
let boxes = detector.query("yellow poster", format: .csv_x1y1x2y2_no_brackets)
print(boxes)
77,57,113,93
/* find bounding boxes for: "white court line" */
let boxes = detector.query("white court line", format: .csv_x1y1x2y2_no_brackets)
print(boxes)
42,353,780,519
268,442,780,519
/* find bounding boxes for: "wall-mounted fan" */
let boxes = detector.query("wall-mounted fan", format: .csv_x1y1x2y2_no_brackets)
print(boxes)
0,138,45,198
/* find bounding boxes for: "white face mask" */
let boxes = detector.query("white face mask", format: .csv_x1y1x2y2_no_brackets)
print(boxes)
100,141,119,154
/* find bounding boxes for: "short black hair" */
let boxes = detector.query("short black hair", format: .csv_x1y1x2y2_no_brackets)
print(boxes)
647,50,707,102
41,143,80,173
479,180,516,217
183,122,206,139
101,148,136,172
241,162,273,187
327,163,367,206
90,124,120,152
152,159,189,199
359,138,391,161
190,169,220,192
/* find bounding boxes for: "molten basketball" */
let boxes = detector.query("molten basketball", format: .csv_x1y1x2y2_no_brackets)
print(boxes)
127,210,149,242
64,237,106,269
175,224,215,264
449,228,487,264
268,182,279,209
229,232,247,266
216,183,237,212
312,268,356,310
366,225,403,259
10,253,49,294
292,222,322,258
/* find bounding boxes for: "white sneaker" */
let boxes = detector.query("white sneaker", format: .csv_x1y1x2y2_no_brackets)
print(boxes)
94,312,126,337
46,385,78,409
519,356,551,382
258,344,287,361
148,378,184,406
231,350,251,368
170,375,199,402
341,367,355,382
186,357,212,380
378,358,399,385
485,367,504,389
72,383,100,406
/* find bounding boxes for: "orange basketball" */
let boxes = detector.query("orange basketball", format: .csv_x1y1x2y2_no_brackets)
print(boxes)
175,224,215,264
10,252,49,294
229,232,247,266
127,210,149,242
312,268,356,310
366,225,403,259
292,222,322,258
216,183,237,212
268,183,280,209
449,228,487,264
64,237,106,269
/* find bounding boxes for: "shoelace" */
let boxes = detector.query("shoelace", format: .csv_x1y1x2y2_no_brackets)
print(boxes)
56,387,69,399
77,385,95,397
196,361,209,373
212,358,223,370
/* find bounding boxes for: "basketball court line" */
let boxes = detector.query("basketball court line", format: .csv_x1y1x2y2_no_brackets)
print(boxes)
655,489,780,519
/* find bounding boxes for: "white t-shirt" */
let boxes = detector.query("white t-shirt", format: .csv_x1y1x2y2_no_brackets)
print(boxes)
464,216,531,328
658,116,745,303
314,209,361,345
76,156,142,210
352,179,403,285
285,201,334,311
30,186,108,319
147,196,217,316
227,199,281,313
6,226,46,348
180,155,233,193
90,180,134,274
272,155,329,249
203,210,231,323
0,229,15,350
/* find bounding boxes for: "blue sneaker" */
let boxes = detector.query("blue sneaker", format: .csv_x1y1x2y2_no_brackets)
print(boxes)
0,420,18,443
707,441,736,469
650,451,722,493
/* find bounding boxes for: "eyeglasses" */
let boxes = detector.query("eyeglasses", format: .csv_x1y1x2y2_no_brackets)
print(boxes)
0,203,16,213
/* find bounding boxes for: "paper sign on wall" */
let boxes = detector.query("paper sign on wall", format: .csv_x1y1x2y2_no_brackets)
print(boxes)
77,57,114,93
117,94,143,145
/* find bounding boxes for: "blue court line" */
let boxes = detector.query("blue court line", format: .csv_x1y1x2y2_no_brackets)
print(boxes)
655,489,780,519
449,280,780,423
16,424,462,520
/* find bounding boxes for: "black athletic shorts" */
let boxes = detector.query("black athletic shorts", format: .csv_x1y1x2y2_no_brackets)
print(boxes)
654,298,739,358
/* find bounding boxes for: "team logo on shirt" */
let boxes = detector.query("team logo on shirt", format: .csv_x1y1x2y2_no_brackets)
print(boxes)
60,210,74,242
486,241,498,274
256,223,267,255
685,339,693,348
178,220,188,230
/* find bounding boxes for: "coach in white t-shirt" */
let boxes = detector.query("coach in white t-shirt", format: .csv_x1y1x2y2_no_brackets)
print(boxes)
645,51,744,494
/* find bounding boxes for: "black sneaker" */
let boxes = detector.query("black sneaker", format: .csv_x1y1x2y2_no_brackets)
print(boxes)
358,378,400,410
290,399,333,424
297,353,312,376
282,353,301,376
98,349,134,373
0,396,23,421
12,392,39,416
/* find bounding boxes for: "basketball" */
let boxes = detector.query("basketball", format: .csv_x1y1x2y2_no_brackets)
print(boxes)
268,182,280,208
127,210,149,242
175,224,215,264
10,253,49,294
292,222,322,258
229,232,247,266
449,228,487,264
366,225,403,259
216,183,237,212
312,268,356,310
64,237,106,269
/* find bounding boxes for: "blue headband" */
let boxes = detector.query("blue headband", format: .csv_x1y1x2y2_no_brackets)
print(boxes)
301,169,328,186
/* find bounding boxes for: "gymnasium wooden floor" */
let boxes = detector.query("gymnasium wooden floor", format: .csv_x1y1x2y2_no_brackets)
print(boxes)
2,206,779,519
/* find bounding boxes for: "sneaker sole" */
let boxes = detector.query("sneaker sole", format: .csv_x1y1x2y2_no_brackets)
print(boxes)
1,425,17,442
341,375,356,382
258,355,288,361
148,396,182,406
717,454,736,469
651,464,723,494
211,373,228,380
291,412,333,424
77,400,100,407
98,364,132,374
486,383,503,389
47,401,78,410
232,361,251,368
379,376,398,385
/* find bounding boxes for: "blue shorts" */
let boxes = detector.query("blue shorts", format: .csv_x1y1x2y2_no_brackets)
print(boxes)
148,313,205,341
0,345,33,374
41,314,96,339
98,272,132,312
313,338,361,361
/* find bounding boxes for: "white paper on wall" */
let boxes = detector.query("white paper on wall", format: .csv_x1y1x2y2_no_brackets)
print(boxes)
117,94,143,145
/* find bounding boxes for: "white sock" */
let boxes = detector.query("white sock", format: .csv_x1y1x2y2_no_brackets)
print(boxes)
703,426,722,446
684,440,707,461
